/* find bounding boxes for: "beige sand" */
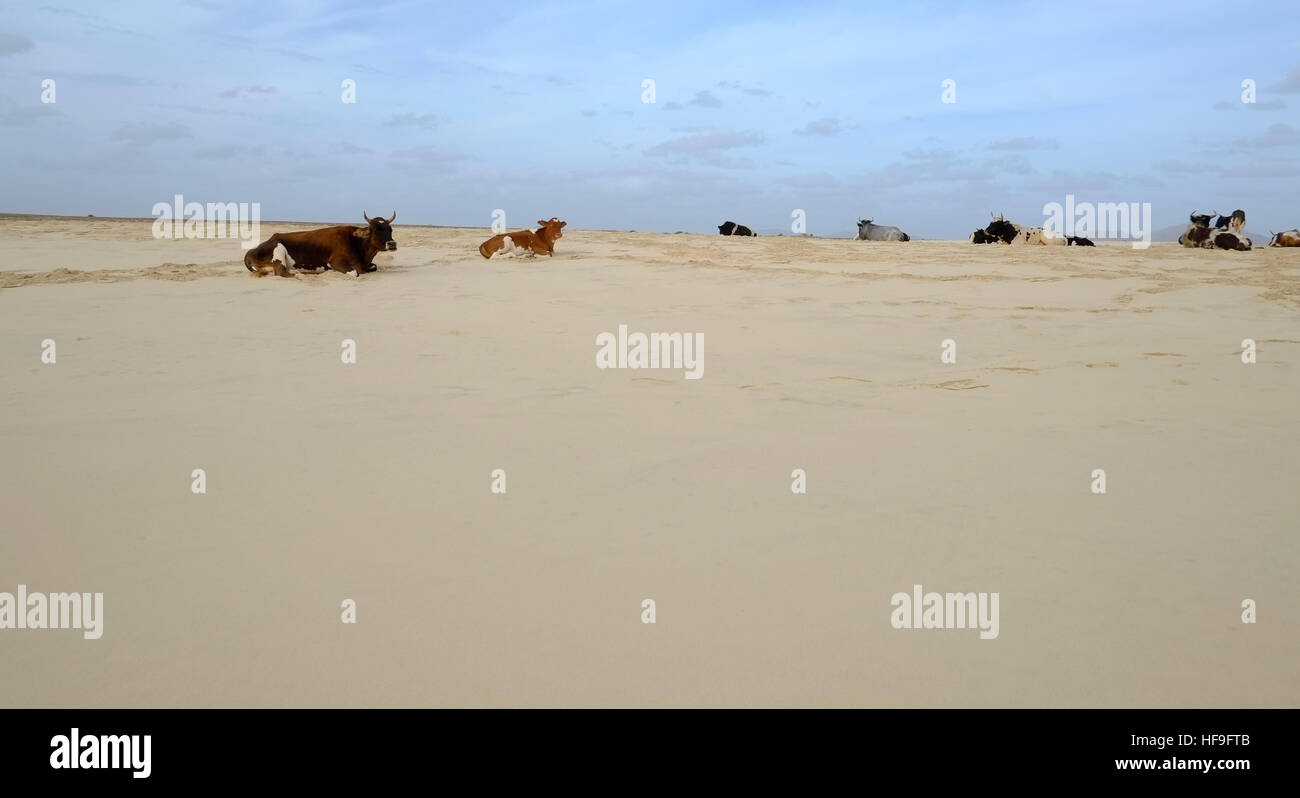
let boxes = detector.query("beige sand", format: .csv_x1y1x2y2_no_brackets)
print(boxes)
1,216,1296,707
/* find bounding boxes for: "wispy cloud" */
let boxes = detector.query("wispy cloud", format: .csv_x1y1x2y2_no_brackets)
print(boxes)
1232,123,1300,149
383,112,439,129
688,90,723,108
986,137,1058,151
0,94,59,126
218,84,277,99
388,146,470,172
1025,169,1117,191
717,80,772,97
1153,159,1210,175
193,144,264,160
645,128,763,168
794,118,841,136
0,32,34,56
1269,66,1300,93
109,122,191,145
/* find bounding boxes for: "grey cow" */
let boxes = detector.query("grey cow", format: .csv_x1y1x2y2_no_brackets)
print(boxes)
856,218,910,241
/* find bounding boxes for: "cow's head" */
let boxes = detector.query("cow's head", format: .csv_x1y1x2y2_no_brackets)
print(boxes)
1212,210,1244,230
858,218,873,228
1189,212,1214,227
360,211,398,251
538,217,566,240
718,221,737,235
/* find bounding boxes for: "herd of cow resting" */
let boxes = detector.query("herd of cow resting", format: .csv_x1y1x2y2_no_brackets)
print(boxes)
243,209,1300,277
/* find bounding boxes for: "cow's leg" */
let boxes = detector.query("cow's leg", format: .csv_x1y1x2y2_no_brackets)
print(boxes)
329,255,363,276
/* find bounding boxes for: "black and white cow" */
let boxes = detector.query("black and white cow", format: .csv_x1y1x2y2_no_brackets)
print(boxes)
1179,210,1252,250
1215,209,1246,233
969,213,1065,245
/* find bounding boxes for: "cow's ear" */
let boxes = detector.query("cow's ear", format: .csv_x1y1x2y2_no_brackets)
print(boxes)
559,221,567,227
353,228,369,239
537,220,547,226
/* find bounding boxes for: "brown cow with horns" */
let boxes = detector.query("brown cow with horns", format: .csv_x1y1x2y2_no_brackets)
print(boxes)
244,212,398,277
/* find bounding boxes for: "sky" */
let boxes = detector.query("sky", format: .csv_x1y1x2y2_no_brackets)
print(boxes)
0,0,1297,238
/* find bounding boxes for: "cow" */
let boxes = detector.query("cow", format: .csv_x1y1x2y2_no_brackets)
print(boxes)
1268,229,1300,247
856,218,910,241
969,213,1065,245
1066,236,1095,246
1213,232,1252,251
479,217,566,259
1178,210,1251,250
1178,212,1216,247
1215,209,1246,233
718,221,756,236
244,212,397,277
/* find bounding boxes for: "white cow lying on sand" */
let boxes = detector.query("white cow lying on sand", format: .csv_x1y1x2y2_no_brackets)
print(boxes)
856,218,910,241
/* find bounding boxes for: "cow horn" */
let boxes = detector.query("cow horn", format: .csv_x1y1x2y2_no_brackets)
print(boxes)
363,211,372,223
386,211,396,223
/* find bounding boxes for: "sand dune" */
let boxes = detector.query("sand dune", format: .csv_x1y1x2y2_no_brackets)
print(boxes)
1,217,1296,707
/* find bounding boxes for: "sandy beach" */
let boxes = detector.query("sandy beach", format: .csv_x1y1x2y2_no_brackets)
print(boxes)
1,216,1296,707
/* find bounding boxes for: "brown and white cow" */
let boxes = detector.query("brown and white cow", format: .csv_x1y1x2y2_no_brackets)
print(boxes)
479,217,566,259
244,212,397,277
1268,229,1300,247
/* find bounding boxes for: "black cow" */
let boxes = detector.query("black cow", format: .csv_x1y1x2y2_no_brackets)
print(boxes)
718,221,756,236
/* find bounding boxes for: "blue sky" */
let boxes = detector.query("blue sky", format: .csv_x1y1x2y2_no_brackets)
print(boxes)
1,0,1297,237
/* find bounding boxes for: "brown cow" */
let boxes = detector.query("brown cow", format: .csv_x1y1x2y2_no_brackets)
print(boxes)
244,212,397,277
478,217,566,259
1268,229,1300,247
